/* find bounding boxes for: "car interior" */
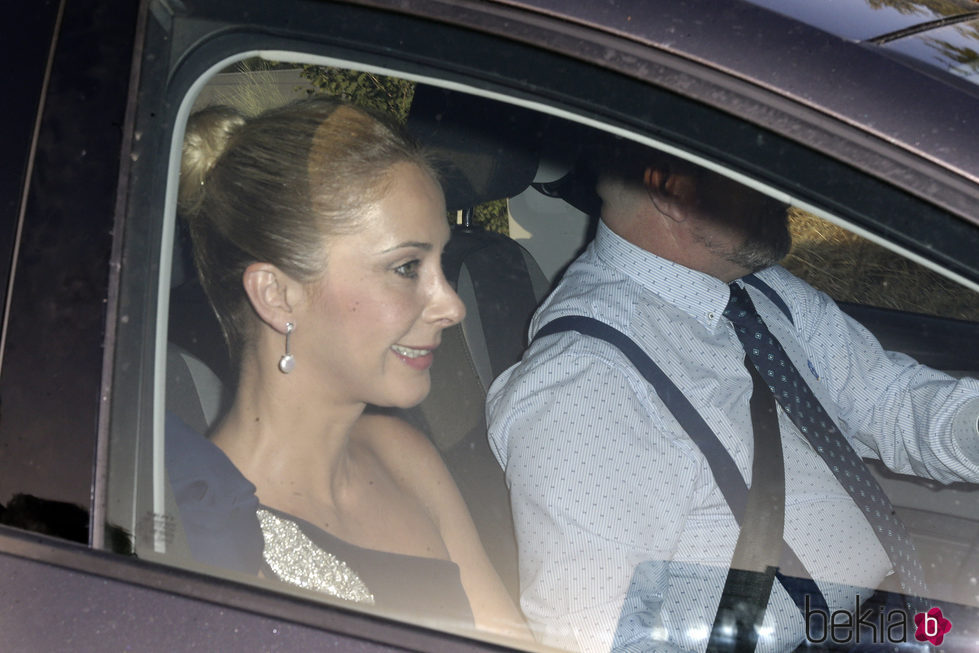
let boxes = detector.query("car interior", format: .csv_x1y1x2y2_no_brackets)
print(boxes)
159,58,979,633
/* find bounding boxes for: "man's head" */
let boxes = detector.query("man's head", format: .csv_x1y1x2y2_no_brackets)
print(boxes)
595,144,791,282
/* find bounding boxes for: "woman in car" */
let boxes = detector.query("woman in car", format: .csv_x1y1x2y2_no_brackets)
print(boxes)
172,97,528,639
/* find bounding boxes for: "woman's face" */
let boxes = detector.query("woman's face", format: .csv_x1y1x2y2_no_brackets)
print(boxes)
297,162,465,409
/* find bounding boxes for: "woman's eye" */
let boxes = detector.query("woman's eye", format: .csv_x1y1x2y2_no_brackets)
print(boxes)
394,260,420,278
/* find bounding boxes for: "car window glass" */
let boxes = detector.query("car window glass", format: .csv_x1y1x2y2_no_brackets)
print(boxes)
784,209,979,321
114,49,979,650
881,19,979,88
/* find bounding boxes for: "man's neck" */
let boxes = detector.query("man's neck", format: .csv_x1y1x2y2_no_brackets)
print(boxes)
602,216,751,283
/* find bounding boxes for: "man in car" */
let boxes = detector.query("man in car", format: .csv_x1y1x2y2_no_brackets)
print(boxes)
486,144,979,652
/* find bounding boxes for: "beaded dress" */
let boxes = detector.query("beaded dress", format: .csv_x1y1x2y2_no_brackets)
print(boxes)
166,413,474,625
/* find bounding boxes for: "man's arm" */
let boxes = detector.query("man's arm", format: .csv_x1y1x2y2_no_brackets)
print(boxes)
771,269,979,483
488,334,708,652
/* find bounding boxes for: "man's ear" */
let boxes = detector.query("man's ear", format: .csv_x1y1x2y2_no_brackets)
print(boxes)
242,262,302,332
640,162,692,226
642,165,671,196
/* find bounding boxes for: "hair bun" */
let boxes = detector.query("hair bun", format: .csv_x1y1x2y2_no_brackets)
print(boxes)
179,105,247,217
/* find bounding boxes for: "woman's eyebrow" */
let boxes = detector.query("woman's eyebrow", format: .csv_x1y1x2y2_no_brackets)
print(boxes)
379,241,433,254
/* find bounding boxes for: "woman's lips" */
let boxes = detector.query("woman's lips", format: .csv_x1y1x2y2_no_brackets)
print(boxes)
391,344,435,370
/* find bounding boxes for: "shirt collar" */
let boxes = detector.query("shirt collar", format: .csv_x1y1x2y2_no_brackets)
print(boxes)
593,220,731,330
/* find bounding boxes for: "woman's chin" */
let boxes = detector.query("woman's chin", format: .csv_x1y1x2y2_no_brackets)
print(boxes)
376,379,432,411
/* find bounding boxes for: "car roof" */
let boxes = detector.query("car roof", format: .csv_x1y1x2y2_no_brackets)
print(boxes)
479,0,979,189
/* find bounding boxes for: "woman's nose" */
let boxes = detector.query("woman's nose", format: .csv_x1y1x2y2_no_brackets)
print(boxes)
428,271,466,327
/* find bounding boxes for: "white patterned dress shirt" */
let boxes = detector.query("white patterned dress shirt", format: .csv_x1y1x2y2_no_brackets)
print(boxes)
487,221,979,653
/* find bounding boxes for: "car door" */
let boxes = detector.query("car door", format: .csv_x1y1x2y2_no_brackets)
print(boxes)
2,0,977,651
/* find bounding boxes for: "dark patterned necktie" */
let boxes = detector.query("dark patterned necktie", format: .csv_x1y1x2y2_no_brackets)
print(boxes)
724,282,928,608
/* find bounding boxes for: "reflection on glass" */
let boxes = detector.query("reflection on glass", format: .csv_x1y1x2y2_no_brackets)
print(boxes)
745,0,977,40
882,19,979,84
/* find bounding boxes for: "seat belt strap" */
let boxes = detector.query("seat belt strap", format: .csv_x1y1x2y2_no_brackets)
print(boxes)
743,273,793,325
707,356,785,652
731,276,833,619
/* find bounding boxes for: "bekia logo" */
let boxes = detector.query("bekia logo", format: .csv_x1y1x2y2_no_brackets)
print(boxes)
914,607,952,646
805,595,952,647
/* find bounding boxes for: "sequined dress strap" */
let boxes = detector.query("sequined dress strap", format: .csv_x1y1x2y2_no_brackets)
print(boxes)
257,507,374,604
255,505,474,626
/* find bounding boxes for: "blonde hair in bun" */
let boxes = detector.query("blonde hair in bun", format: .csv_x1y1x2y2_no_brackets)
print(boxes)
178,105,247,217
179,95,436,372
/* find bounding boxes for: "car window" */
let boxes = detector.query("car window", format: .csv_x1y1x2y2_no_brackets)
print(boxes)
784,209,979,322
97,6,979,650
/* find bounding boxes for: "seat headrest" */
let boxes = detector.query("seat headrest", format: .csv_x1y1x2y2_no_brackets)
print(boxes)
406,85,542,210
531,164,601,218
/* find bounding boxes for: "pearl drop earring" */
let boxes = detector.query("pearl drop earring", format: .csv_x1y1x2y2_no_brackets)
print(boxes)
278,322,295,373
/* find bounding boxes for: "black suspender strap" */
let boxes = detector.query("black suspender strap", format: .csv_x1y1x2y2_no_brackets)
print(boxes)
533,284,830,649
534,315,789,535
536,316,751,519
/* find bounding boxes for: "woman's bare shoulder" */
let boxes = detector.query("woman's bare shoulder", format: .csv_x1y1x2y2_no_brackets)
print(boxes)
352,412,465,527
352,413,448,480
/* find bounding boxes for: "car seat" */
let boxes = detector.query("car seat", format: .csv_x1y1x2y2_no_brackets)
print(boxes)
399,87,550,599
390,224,548,600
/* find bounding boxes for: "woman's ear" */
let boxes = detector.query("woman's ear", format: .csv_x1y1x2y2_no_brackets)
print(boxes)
242,262,302,332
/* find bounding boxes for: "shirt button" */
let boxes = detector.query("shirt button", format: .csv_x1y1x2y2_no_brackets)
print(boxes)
708,312,715,320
